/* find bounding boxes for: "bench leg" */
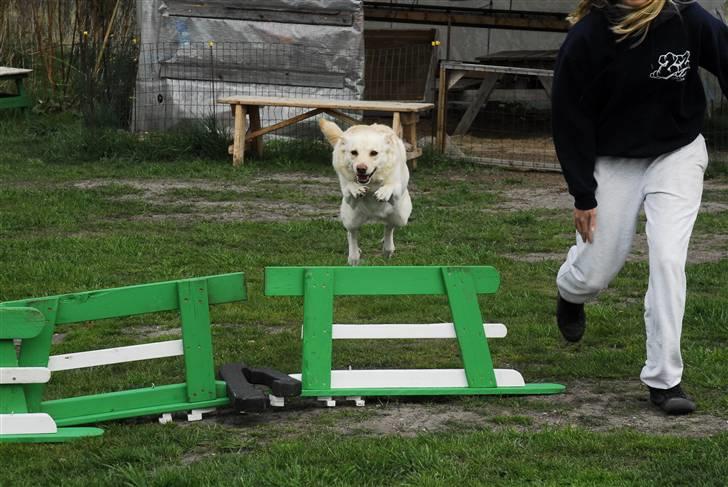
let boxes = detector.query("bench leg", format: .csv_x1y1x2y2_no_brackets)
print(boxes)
392,112,403,138
16,78,31,111
232,105,247,167
248,106,264,158
401,112,421,169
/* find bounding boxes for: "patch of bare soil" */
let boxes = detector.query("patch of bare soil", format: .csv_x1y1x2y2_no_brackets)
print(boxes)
493,179,728,264
489,179,728,214
193,380,726,447
450,135,558,168
503,233,727,265
128,202,336,223
72,175,339,222
491,186,572,212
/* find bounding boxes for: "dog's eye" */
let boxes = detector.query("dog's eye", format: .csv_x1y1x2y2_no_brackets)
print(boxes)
351,150,358,156
370,151,378,157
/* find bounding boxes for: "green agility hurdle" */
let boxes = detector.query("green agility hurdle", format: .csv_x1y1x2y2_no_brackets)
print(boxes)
0,273,247,443
266,266,564,402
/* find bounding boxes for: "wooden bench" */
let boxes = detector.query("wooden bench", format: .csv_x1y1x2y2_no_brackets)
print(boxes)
0,67,32,111
216,96,434,168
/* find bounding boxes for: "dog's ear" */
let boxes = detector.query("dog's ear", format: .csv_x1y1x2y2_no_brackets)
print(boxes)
319,118,343,147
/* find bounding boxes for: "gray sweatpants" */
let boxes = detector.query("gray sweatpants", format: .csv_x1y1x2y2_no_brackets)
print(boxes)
557,134,709,389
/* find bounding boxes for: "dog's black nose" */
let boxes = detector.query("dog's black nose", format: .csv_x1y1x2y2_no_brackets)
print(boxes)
356,167,367,175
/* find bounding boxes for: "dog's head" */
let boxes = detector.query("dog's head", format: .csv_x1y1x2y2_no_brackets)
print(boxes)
319,119,399,185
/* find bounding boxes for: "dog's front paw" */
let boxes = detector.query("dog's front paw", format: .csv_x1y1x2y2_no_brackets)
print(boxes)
347,247,361,266
374,186,394,202
349,185,368,199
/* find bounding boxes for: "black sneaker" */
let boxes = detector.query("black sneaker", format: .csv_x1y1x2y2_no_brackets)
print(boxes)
649,384,696,415
556,293,586,342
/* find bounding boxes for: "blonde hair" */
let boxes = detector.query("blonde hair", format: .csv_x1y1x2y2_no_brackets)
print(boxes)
568,0,669,44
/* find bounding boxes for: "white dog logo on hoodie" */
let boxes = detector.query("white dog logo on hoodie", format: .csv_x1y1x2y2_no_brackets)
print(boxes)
650,51,691,82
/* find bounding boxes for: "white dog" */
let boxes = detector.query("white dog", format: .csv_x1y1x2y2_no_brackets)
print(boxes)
319,118,412,266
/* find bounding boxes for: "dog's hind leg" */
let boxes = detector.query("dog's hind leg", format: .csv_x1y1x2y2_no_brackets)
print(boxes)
382,225,395,258
347,229,361,266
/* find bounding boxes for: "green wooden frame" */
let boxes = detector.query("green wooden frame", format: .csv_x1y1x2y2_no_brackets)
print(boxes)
0,273,246,443
265,266,564,397
0,73,32,110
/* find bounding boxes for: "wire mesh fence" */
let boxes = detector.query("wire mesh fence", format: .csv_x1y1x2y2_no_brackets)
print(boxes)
132,41,440,138
133,41,363,136
3,37,727,169
440,61,728,171
442,68,557,171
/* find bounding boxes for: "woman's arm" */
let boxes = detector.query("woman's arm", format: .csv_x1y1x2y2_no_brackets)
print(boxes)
696,5,728,98
552,29,599,211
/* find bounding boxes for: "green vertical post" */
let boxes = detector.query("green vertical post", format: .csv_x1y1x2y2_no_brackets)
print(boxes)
0,340,28,413
17,299,58,410
178,279,216,403
301,268,335,392
442,267,497,388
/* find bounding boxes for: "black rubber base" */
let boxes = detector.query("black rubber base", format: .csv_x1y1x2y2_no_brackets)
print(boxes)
219,362,302,412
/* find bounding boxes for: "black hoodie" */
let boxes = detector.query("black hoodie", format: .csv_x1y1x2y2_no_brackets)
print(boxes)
552,2,728,210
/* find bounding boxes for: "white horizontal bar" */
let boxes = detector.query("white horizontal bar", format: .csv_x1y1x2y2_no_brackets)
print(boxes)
48,340,184,372
0,367,50,384
290,368,525,389
331,323,507,339
0,413,57,435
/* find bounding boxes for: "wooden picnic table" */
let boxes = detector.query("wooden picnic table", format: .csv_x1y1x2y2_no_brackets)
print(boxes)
436,61,553,151
0,67,33,111
216,96,434,167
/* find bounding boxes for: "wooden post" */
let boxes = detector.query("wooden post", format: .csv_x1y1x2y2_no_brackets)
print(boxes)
248,106,264,157
232,104,247,167
401,112,420,169
392,112,403,138
453,72,500,136
436,63,448,153
538,75,553,99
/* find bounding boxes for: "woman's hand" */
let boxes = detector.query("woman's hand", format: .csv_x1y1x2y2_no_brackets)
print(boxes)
574,208,597,243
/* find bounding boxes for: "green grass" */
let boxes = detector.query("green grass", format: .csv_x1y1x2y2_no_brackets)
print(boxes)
1,114,727,485
1,426,727,486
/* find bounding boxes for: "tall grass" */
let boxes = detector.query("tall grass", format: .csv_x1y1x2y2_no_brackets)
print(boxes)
0,0,136,126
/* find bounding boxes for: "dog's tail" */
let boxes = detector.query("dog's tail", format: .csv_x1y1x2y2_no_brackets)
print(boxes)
319,118,343,147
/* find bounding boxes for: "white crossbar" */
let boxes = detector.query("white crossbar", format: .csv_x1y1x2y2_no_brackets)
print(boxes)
0,413,57,435
0,367,51,384
47,340,184,372
290,368,525,388
331,323,507,339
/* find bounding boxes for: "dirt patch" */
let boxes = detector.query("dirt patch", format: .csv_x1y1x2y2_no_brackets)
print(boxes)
504,233,727,264
491,187,572,212
69,174,728,225
493,179,727,264
73,176,339,222
501,252,566,263
73,173,335,195
489,179,728,214
632,232,728,264
519,380,728,436
195,380,727,445
119,323,289,340
121,325,181,340
128,202,336,223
